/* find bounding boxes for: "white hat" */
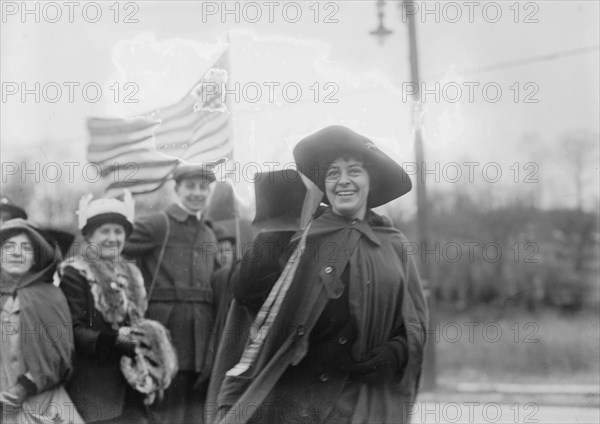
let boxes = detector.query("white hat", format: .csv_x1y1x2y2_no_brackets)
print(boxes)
77,191,135,236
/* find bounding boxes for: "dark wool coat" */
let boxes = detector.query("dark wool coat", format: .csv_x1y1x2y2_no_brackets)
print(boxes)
207,210,428,424
123,204,219,374
58,256,147,422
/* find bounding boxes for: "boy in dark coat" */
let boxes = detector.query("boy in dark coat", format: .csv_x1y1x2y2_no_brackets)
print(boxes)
124,163,220,424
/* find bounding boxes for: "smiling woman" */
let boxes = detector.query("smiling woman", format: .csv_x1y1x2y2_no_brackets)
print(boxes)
58,192,177,423
85,223,127,261
324,156,371,221
210,126,427,424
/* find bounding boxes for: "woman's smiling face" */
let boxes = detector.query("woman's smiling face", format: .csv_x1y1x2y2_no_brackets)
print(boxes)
86,223,126,260
324,156,370,221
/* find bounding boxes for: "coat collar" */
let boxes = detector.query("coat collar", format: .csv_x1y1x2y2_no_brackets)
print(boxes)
305,209,383,246
353,216,381,246
167,203,199,222
166,203,213,227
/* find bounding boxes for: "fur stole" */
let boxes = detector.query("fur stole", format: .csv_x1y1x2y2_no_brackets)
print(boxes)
60,255,177,404
62,255,147,329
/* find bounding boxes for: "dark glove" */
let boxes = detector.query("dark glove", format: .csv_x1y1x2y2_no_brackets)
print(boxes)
192,372,210,393
350,344,398,384
235,231,295,309
242,231,295,275
116,326,146,358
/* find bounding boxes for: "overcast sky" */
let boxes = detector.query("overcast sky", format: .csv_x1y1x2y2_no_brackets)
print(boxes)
1,0,599,210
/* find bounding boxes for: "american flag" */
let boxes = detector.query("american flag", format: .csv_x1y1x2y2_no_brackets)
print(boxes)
86,49,231,195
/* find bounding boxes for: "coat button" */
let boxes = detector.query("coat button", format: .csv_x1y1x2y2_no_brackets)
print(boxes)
319,373,329,382
297,326,305,336
300,409,309,418
366,280,371,285
324,266,333,274
338,336,348,345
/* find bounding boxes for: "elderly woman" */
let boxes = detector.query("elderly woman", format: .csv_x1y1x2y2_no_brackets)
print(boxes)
209,126,428,424
59,193,176,424
1,219,83,424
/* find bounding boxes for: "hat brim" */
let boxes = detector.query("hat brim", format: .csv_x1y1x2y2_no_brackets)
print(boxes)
293,126,412,208
173,159,226,183
0,204,28,220
0,219,57,271
81,213,133,238
39,228,75,258
252,169,307,232
174,169,216,183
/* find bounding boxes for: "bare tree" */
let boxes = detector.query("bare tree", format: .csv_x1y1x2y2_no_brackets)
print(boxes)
559,129,599,211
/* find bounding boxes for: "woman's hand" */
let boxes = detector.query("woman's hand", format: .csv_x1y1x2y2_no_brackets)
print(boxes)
350,344,399,384
116,326,147,357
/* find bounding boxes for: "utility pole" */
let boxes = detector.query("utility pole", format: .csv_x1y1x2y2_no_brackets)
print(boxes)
370,0,436,391
404,0,436,392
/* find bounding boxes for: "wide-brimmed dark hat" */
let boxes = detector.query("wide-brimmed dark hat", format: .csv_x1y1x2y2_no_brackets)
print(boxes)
252,169,307,232
251,169,322,233
0,196,28,221
38,228,76,258
293,126,412,208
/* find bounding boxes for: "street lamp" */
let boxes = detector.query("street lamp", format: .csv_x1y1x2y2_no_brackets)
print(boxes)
369,0,436,392
369,0,394,45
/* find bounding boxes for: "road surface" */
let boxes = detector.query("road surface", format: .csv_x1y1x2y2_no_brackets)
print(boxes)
412,401,599,423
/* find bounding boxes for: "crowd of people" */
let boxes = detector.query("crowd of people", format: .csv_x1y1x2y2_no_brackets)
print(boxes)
1,125,427,424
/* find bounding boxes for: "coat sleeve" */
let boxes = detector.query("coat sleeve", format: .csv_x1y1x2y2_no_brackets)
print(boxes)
392,232,428,390
122,215,160,258
232,231,295,312
59,266,119,361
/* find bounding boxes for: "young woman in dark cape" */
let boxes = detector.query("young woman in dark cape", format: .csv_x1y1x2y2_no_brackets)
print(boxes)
207,126,428,424
1,219,83,423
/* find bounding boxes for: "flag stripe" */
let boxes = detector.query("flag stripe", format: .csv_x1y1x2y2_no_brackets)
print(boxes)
185,133,230,159
157,113,228,151
187,143,232,163
88,127,158,151
102,159,179,175
87,116,160,135
95,147,157,169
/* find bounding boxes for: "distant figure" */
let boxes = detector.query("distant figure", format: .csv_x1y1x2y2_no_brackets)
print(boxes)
1,219,83,423
0,197,27,226
210,126,428,424
124,163,221,424
213,223,237,269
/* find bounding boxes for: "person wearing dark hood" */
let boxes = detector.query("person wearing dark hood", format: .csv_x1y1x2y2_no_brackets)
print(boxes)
209,126,428,424
0,196,76,261
0,219,83,423
0,197,28,226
